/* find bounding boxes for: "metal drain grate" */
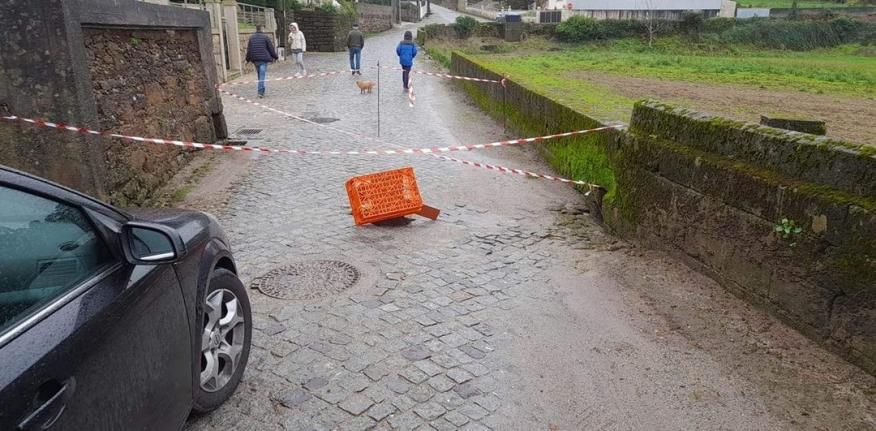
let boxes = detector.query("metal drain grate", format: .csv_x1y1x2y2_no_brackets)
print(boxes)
250,260,360,300
234,128,263,136
307,117,339,124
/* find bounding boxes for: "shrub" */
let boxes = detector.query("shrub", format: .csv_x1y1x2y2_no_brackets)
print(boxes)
555,16,602,42
701,17,736,34
679,11,705,37
317,2,338,13
454,16,479,38
719,17,870,50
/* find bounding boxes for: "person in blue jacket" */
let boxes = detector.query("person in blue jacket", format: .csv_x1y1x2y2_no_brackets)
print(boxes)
395,31,417,90
245,25,278,98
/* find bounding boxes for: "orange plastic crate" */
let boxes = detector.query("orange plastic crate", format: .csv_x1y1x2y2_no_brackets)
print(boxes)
345,167,424,225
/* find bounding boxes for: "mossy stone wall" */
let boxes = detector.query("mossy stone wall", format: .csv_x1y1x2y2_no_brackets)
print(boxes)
450,52,876,376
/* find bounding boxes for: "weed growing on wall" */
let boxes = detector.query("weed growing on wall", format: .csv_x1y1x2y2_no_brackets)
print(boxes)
775,217,804,246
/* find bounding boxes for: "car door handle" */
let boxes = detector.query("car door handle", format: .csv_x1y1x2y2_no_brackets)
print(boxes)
17,378,76,431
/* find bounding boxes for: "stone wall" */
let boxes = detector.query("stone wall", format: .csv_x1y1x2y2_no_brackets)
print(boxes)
291,10,356,52
356,3,393,33
0,0,225,205
84,28,215,206
450,52,876,376
240,30,278,74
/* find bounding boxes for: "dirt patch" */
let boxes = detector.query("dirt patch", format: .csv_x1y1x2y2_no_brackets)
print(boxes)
570,71,876,146
146,151,251,214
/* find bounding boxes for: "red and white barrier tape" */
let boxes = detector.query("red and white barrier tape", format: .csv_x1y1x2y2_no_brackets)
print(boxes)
437,154,598,193
219,66,503,88
0,113,621,156
407,73,416,108
216,90,609,190
217,69,351,87
379,66,503,84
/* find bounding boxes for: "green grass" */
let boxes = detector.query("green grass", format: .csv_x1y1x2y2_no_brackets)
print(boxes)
428,36,876,122
736,0,852,7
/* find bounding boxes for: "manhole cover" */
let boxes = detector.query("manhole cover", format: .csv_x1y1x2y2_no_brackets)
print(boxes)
234,128,262,136
308,117,339,124
251,260,360,300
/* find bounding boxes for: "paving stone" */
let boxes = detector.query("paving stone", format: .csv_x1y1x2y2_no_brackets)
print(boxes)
270,341,299,358
339,394,374,416
262,322,286,336
363,364,391,381
459,403,489,421
401,345,432,361
367,402,397,421
453,382,484,399
458,345,487,360
427,375,455,392
438,333,468,348
387,411,424,431
472,394,501,412
443,410,470,427
392,396,417,412
313,384,349,404
305,376,329,391
414,402,447,421
340,375,371,393
446,368,474,384
430,418,460,431
337,415,377,431
413,360,445,377
427,324,453,337
415,424,438,431
461,362,490,377
460,423,492,431
429,353,461,369
399,367,429,384
414,315,438,326
386,377,411,394
273,388,312,408
380,303,401,312
408,383,436,403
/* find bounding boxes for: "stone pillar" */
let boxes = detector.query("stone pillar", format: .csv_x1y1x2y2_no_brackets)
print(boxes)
222,0,243,79
204,0,227,82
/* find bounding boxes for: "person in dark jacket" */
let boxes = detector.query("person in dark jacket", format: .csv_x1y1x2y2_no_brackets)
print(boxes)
346,23,365,75
395,31,417,90
245,25,278,98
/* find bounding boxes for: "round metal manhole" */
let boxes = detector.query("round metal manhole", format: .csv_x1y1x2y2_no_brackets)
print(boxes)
251,260,360,300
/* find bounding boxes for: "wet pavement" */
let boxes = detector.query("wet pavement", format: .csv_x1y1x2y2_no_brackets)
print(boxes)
185,8,876,431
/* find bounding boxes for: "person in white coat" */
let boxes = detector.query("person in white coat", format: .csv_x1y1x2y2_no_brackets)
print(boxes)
287,23,307,76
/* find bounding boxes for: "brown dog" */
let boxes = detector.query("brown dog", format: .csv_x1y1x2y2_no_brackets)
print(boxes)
356,80,376,94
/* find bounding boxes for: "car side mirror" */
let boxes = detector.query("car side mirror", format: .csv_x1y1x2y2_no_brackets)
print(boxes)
120,222,186,265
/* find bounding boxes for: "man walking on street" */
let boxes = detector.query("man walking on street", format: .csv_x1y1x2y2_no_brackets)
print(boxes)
245,25,278,98
346,23,364,75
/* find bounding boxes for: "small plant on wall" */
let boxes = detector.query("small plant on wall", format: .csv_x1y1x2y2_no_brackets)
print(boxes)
775,217,803,247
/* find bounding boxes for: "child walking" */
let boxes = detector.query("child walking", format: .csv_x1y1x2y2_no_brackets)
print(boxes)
395,31,417,90
287,23,307,76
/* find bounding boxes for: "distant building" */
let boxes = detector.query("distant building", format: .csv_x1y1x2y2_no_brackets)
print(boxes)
544,0,736,20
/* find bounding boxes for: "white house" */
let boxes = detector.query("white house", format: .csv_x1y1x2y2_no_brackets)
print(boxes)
544,0,736,20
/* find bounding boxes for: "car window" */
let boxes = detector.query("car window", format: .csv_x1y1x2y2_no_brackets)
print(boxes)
0,186,114,335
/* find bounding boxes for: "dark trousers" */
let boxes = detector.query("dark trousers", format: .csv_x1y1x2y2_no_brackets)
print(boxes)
402,67,411,89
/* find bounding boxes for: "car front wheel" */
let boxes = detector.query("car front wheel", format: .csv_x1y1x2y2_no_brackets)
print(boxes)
192,268,252,413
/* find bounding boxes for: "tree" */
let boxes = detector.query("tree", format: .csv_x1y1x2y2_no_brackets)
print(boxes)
639,0,663,48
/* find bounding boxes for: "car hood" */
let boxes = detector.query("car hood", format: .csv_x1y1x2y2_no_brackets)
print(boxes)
124,208,227,251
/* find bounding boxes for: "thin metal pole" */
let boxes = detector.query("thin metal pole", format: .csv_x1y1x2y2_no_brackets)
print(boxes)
502,80,507,133
377,60,381,137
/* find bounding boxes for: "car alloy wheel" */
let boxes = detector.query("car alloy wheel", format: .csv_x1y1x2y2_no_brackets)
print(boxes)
200,288,246,393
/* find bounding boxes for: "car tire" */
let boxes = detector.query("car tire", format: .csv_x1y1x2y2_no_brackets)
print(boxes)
192,268,252,413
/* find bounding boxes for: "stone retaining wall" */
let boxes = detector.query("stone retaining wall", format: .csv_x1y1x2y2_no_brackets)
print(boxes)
0,0,224,205
84,28,215,206
356,3,392,33
451,52,876,376
292,10,356,52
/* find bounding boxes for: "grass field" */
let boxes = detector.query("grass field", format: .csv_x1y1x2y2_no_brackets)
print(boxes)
425,36,876,144
737,0,852,7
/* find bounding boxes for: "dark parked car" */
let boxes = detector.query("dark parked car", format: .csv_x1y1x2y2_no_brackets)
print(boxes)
0,165,252,430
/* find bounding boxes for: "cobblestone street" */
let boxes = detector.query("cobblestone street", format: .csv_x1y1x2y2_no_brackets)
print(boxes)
185,9,876,431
